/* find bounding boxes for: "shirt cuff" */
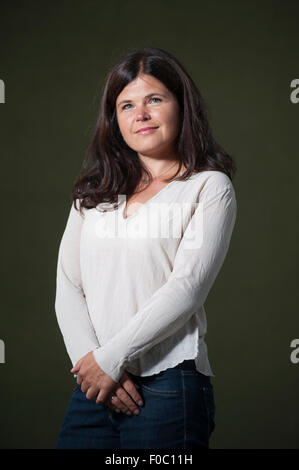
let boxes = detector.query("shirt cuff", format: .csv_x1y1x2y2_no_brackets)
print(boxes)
92,345,128,383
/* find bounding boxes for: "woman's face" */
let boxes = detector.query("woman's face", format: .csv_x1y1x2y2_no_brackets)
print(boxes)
115,73,181,160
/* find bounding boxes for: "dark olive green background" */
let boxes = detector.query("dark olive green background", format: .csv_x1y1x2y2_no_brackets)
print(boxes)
0,0,298,449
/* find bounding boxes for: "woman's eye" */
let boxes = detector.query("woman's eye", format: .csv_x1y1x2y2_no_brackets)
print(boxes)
150,97,162,104
122,97,161,110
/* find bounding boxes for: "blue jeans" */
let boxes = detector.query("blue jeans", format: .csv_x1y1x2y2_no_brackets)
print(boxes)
56,360,215,449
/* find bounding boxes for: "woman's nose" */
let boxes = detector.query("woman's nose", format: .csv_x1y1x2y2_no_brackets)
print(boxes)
136,106,150,120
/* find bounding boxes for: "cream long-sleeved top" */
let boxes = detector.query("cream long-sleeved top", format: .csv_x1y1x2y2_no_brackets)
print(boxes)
55,170,237,383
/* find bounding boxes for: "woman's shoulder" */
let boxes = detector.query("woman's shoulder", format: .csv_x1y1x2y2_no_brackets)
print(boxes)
190,170,235,194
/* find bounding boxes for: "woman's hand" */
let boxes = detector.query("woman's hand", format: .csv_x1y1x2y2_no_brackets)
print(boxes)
71,352,143,415
71,351,117,403
105,371,143,416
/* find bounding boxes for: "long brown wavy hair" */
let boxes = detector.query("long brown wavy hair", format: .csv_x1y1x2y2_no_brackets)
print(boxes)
72,46,237,214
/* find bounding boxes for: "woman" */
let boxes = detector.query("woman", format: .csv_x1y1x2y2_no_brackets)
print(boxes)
55,46,237,449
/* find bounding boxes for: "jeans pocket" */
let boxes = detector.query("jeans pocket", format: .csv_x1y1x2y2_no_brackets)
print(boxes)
136,369,183,396
140,383,182,396
202,386,215,435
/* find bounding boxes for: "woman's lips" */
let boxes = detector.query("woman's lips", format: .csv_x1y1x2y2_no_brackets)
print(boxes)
136,127,159,135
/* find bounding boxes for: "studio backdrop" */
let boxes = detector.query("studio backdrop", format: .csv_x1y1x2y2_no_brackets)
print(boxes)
0,0,298,449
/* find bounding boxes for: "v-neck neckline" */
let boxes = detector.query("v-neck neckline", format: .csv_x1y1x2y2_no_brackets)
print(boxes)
122,178,179,221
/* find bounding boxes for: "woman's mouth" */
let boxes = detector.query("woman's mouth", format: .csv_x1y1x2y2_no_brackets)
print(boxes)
136,127,159,135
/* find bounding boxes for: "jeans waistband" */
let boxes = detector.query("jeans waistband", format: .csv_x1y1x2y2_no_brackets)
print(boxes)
172,359,197,371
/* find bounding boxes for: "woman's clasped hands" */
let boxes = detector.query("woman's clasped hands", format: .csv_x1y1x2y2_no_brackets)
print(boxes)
70,351,143,416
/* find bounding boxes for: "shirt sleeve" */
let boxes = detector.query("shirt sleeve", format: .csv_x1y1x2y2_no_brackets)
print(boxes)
55,201,101,368
93,176,238,382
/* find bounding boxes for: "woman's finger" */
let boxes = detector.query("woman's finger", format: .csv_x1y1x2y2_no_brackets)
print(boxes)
120,378,143,407
106,394,131,415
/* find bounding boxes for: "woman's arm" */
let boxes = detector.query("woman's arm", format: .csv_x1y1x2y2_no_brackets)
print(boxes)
93,175,237,382
55,202,101,367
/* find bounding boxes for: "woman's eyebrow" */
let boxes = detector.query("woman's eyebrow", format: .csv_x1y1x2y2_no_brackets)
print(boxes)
117,92,167,108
